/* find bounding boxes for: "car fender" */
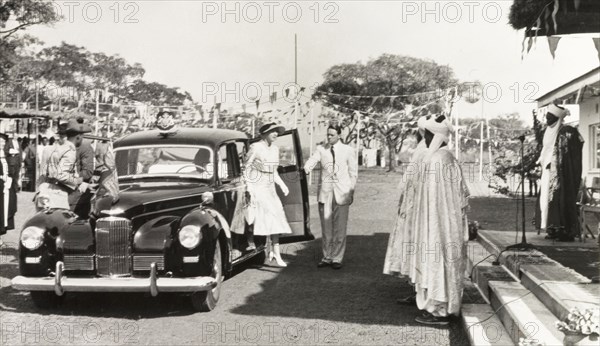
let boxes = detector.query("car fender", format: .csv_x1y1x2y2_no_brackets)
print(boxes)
19,209,78,276
133,216,179,253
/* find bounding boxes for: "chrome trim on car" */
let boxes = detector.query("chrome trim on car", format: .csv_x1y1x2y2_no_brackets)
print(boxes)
63,255,94,271
133,255,165,271
11,261,217,295
95,217,132,276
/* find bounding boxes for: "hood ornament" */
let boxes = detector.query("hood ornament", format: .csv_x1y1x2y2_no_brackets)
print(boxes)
156,110,178,136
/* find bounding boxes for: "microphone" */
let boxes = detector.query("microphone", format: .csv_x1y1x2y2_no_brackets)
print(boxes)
513,130,531,140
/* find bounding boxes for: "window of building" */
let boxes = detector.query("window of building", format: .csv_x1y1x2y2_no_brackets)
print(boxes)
592,123,600,170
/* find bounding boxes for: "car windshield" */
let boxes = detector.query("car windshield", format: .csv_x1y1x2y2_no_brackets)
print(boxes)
115,145,214,181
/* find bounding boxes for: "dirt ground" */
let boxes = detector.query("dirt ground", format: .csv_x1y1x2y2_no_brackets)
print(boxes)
0,170,472,345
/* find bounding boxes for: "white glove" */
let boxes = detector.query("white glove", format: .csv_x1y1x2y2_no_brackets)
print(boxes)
280,183,289,196
78,182,89,193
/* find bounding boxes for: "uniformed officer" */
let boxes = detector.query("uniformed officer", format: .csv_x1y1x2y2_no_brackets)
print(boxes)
40,119,92,214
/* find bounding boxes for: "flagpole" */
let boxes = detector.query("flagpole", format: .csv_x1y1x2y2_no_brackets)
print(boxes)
479,121,484,181
356,112,361,164
308,102,315,185
294,101,298,129
95,89,100,120
486,118,492,168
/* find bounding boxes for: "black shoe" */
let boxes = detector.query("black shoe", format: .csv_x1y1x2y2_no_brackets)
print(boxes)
331,262,342,270
396,295,416,305
415,314,449,325
317,260,331,268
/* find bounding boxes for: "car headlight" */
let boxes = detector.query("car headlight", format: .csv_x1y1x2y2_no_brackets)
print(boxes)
21,226,45,250
178,225,201,249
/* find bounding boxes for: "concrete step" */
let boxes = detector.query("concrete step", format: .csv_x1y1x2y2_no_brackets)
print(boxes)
466,240,516,302
476,232,600,340
489,281,564,345
520,266,600,320
461,304,515,346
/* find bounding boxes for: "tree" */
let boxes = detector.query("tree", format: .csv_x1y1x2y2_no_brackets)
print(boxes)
490,111,539,195
317,54,460,171
127,80,193,106
89,52,145,96
0,0,58,81
0,0,60,39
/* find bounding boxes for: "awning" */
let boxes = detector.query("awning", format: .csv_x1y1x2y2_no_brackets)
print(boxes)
0,108,88,119
536,67,600,106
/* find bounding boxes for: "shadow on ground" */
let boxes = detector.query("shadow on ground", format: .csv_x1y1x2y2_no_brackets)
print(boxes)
231,233,469,345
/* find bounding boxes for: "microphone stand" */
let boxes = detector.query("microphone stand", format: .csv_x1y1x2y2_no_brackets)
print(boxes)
506,134,537,251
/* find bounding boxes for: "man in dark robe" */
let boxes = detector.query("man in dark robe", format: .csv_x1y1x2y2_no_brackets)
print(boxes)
535,103,584,241
0,142,6,236
3,132,21,230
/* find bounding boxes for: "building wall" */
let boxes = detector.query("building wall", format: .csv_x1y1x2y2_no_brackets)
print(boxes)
579,97,600,184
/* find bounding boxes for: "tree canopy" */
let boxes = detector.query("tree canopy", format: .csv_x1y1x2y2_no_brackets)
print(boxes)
0,0,60,38
316,54,463,170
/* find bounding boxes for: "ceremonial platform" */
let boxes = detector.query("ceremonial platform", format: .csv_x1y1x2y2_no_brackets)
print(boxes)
462,229,600,346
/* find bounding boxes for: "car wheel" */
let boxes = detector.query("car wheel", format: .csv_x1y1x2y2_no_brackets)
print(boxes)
30,291,63,309
191,239,223,312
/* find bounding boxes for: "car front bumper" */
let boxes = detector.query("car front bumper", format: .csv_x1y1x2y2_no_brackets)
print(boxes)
11,261,217,296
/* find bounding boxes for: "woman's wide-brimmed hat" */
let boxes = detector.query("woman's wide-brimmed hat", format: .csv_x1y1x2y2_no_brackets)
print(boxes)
57,119,92,135
259,123,285,136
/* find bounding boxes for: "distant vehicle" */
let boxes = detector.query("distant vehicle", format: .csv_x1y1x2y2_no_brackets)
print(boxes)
12,127,313,311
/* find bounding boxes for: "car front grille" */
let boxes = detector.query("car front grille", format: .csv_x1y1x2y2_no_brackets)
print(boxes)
133,255,165,271
63,255,95,271
95,217,132,276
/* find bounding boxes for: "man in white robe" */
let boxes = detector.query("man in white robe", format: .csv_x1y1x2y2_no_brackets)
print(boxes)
413,116,469,325
383,116,429,295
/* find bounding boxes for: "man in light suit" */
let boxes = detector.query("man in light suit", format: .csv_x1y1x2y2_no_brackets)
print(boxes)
304,125,358,269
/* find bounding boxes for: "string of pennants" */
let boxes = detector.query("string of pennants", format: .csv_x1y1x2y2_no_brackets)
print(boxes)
215,99,314,123
456,121,533,148
209,87,309,118
319,94,448,123
320,89,445,99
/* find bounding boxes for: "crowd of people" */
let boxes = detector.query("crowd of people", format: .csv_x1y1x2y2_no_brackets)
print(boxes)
1,103,584,325
0,117,118,235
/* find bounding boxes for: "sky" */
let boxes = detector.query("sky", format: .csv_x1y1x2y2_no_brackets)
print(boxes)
26,0,600,123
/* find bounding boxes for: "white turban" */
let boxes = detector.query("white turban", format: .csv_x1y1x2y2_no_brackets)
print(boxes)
424,116,454,144
547,103,570,118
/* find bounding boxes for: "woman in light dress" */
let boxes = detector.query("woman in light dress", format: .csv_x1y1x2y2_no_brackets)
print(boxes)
244,123,292,267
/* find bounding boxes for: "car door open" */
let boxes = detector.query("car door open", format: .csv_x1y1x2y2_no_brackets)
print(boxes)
250,129,313,243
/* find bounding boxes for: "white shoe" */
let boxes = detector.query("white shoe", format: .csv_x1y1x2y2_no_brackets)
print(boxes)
269,244,287,267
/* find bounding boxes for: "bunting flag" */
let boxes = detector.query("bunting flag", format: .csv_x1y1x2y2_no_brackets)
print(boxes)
242,104,246,113
255,99,260,110
548,36,561,59
285,88,290,98
527,36,534,53
593,38,600,63
270,92,277,104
